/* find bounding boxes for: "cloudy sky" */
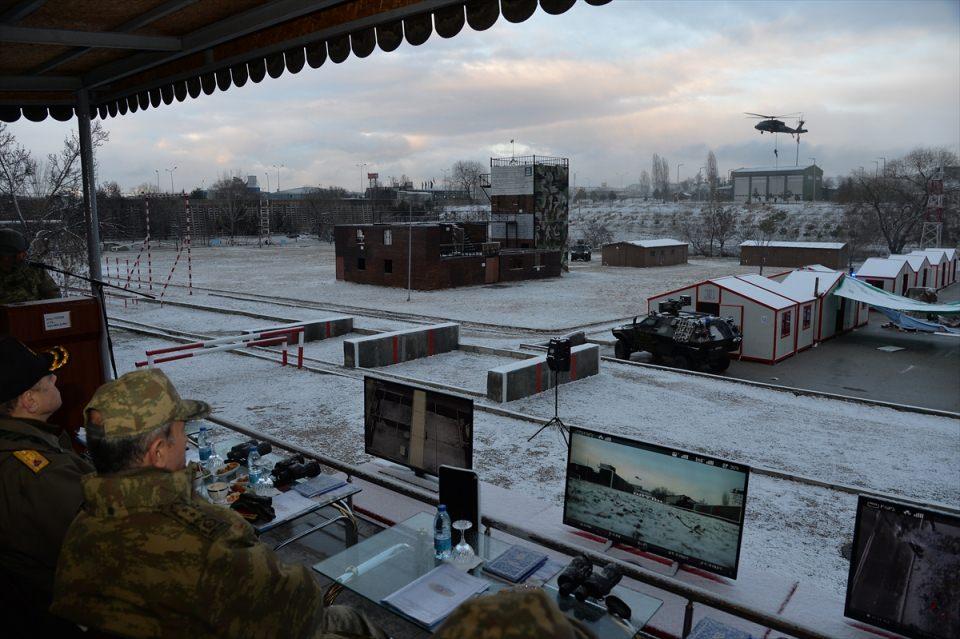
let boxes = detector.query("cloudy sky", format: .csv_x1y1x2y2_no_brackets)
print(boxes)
8,0,960,193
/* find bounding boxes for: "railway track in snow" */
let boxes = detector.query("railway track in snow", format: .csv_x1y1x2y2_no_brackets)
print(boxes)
109,317,957,512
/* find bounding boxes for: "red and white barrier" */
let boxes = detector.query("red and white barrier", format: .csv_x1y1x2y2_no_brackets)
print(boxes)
135,326,305,369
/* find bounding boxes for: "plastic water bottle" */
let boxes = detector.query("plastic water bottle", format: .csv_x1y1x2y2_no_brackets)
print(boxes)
434,504,452,560
198,426,212,466
247,448,262,488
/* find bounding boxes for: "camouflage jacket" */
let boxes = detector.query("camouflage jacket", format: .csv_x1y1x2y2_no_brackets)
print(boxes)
0,416,93,613
0,261,60,304
51,466,385,639
434,588,598,639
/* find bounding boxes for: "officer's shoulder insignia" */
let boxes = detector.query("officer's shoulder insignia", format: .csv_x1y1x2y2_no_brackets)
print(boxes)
13,450,49,473
166,502,231,540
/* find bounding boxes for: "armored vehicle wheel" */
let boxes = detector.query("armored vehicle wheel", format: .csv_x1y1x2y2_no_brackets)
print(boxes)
614,340,631,360
673,354,691,370
708,357,731,373
651,353,665,364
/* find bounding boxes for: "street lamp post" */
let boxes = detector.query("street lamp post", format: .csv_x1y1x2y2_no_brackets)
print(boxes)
272,163,284,192
165,166,177,194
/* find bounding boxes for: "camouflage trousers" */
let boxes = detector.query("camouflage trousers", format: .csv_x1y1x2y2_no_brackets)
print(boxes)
311,604,388,639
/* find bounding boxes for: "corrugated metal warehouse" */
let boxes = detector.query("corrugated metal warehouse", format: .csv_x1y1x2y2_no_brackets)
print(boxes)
601,239,688,267
731,165,823,202
739,241,849,270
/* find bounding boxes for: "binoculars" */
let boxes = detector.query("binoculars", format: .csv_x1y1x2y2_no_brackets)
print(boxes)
226,440,273,463
230,492,275,522
270,454,321,486
557,555,625,603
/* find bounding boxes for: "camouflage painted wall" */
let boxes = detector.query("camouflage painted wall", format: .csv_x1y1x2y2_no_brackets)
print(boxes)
533,164,569,267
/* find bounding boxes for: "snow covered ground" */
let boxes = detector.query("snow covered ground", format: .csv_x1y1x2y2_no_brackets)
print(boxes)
100,240,958,601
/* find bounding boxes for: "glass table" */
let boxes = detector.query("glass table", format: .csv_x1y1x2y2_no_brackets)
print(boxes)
313,512,662,636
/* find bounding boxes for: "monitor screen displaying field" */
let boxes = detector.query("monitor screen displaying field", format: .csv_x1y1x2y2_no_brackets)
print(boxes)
845,496,960,639
363,376,472,475
563,427,750,578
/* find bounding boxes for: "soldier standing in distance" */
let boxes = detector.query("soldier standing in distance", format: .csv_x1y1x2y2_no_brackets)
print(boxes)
0,336,93,635
52,368,387,639
0,228,60,304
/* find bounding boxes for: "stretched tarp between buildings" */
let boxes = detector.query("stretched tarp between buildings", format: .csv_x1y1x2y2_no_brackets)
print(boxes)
833,275,960,314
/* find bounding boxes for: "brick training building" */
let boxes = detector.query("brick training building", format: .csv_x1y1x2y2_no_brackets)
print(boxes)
335,222,560,290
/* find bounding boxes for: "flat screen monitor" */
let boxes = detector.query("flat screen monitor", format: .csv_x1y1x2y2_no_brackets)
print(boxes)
563,427,750,578
363,376,473,476
845,496,960,639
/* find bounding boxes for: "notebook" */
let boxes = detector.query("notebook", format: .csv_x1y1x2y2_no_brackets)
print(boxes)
292,474,348,498
381,563,489,628
483,544,549,583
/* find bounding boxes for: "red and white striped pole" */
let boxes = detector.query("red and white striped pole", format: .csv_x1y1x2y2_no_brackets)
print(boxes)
145,198,154,291
185,196,193,295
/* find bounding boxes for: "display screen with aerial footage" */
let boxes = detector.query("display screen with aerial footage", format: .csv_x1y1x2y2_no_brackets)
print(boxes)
845,497,960,639
364,377,472,476
563,427,750,578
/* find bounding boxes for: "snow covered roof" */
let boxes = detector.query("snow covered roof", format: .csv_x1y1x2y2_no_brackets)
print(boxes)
780,270,844,298
622,238,688,248
801,264,835,272
911,248,956,262
856,257,909,278
886,254,931,271
736,274,816,303
731,165,819,175
711,276,796,309
740,241,846,250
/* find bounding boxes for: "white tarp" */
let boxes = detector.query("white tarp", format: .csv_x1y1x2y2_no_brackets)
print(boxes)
833,275,960,314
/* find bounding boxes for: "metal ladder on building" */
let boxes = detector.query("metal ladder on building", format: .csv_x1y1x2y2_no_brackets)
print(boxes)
258,198,270,247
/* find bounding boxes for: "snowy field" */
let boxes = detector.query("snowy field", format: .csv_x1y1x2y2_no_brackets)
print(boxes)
99,240,959,601
565,480,742,573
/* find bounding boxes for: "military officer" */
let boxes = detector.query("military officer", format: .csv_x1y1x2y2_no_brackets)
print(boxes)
0,336,93,634
52,368,386,639
0,227,60,304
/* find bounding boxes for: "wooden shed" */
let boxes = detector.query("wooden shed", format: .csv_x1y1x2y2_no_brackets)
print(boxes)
739,241,849,270
602,239,688,267
856,258,911,294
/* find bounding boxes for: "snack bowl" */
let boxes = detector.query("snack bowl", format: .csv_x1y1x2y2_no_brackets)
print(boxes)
213,461,239,480
207,481,230,504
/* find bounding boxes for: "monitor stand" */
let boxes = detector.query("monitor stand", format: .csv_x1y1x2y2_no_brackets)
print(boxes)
378,463,438,491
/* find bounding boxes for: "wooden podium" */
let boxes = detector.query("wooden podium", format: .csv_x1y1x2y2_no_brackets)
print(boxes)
1,296,106,432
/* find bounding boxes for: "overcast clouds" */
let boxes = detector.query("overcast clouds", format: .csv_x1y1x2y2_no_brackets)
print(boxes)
8,0,960,193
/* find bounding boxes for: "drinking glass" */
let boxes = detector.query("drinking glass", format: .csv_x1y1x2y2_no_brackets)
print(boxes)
451,520,475,565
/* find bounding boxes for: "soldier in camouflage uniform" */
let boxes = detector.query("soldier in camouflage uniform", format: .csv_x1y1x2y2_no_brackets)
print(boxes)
0,336,92,635
51,368,386,639
0,228,60,304
435,589,598,638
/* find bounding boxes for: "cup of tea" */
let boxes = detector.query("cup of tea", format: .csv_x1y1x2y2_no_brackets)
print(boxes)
207,481,230,504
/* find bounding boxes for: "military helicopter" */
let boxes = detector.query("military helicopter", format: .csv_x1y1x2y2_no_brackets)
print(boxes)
744,113,807,138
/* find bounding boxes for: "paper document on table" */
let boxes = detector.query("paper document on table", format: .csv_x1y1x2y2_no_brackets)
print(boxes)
254,490,320,532
381,563,489,628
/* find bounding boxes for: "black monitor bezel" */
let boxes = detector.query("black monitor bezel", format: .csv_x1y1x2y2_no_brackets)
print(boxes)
563,426,750,579
844,494,960,639
363,375,473,477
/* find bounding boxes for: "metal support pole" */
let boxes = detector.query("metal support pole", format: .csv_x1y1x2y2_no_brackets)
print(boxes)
76,89,113,380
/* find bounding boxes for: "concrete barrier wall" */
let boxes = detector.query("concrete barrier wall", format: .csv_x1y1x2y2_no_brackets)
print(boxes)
344,322,459,368
486,344,600,403
245,316,353,342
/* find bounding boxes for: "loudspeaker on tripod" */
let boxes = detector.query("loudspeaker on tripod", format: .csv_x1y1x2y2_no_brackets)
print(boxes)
546,337,571,372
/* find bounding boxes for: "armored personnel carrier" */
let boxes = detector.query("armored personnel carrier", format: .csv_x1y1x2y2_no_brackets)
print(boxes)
570,240,591,261
611,295,742,373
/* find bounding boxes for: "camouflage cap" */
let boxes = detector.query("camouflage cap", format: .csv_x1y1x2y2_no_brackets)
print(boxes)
434,588,596,639
85,368,210,439
0,228,27,255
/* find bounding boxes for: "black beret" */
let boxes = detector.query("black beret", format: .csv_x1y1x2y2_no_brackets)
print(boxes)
0,336,55,403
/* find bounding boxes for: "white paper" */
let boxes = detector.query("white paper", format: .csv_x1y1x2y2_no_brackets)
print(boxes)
382,563,489,627
43,311,71,331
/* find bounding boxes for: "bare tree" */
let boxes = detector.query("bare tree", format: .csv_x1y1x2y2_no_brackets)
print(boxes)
849,147,958,253
652,154,670,200
209,172,252,239
451,160,485,201
0,122,108,272
639,170,651,197
580,218,613,248
743,210,786,274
